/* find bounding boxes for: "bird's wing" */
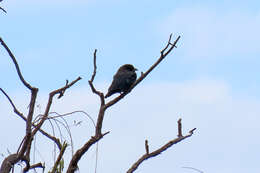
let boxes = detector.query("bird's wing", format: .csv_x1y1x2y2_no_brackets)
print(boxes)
107,73,123,91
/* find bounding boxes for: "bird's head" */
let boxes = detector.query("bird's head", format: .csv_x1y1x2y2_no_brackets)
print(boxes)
120,64,138,72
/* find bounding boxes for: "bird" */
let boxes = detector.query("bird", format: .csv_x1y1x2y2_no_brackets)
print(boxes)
105,64,137,98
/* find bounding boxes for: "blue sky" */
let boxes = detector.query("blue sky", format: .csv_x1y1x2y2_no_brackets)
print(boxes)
1,0,260,97
1,0,260,173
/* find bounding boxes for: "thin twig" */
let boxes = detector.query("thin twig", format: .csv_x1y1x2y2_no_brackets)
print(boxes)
182,166,204,173
0,88,24,117
88,49,105,107
0,37,41,172
0,37,39,162
23,161,44,173
31,77,82,137
50,142,68,173
90,49,97,82
58,80,69,99
6,98,62,150
0,37,81,173
127,119,196,173
66,132,109,173
0,88,60,150
7,77,80,171
105,35,181,109
0,6,7,13
59,116,74,155
39,127,62,150
145,140,149,154
48,111,96,128
178,118,182,137
0,37,33,90
161,33,173,54
101,35,180,132
66,34,180,173
46,118,61,152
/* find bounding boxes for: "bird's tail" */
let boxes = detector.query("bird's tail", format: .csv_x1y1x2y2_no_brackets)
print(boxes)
104,92,111,98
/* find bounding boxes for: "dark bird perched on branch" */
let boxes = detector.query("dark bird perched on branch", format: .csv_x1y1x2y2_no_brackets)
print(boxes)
105,64,137,98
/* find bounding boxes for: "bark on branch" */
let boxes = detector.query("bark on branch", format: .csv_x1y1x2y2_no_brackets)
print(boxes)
23,162,45,173
105,34,181,109
127,119,196,173
0,38,34,90
0,37,38,160
66,34,181,173
31,77,82,138
0,7,6,13
50,142,68,173
0,37,81,173
0,88,62,149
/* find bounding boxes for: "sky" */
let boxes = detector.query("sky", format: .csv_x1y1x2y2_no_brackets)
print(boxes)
1,0,260,173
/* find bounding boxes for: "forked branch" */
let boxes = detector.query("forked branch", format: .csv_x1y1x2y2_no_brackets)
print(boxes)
31,77,82,137
0,88,62,149
127,119,196,173
105,34,181,109
23,161,45,173
88,49,105,105
66,34,181,173
0,37,38,160
0,37,81,173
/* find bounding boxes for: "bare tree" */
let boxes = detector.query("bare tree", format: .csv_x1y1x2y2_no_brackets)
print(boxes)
0,37,81,173
0,32,196,173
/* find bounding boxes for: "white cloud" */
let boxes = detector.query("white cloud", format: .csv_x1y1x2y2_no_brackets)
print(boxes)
160,7,260,59
1,79,260,173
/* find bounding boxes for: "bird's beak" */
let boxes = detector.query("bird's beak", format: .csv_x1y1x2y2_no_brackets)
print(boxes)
134,68,138,71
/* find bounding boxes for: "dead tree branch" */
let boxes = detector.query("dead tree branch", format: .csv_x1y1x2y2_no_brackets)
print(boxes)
105,34,180,109
178,118,183,137
48,111,96,128
0,88,62,149
0,88,24,117
0,37,81,172
23,161,44,173
127,119,196,173
90,49,97,82
145,140,149,154
0,37,39,173
66,34,181,173
50,142,68,173
0,154,20,173
88,49,105,106
18,88,38,157
0,6,6,13
0,37,38,162
66,132,109,173
31,77,82,137
0,38,34,90
0,76,80,172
